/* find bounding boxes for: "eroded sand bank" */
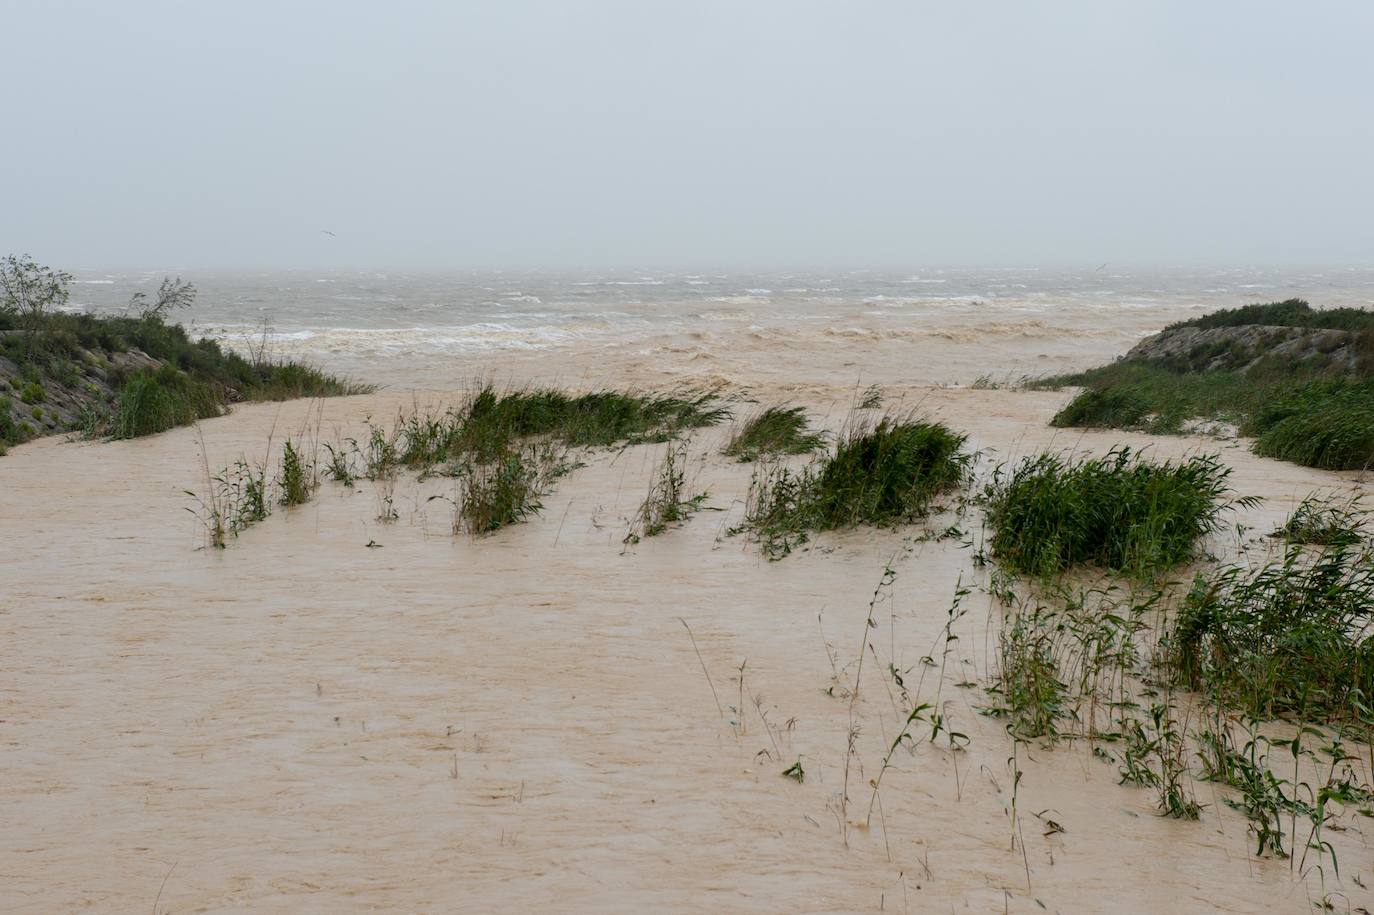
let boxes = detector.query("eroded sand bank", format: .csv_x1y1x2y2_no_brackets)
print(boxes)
2,335,1372,913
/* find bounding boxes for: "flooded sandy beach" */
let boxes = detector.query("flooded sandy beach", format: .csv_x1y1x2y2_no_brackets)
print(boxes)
3,309,1370,913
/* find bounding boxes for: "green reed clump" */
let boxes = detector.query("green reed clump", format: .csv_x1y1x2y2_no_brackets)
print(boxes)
243,360,371,402
738,416,971,558
982,583,1155,742
1049,363,1263,434
228,459,271,530
1117,703,1202,819
458,385,728,452
1247,379,1374,471
323,441,358,487
1164,543,1374,722
1050,385,1152,430
185,435,274,549
810,417,970,526
1273,494,1367,547
381,385,728,473
995,607,1070,740
363,421,400,480
723,405,825,461
624,442,708,543
454,442,569,534
278,440,315,507
983,447,1237,578
111,365,221,439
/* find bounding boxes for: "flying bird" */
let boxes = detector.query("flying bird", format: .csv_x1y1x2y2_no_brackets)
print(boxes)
321,230,337,237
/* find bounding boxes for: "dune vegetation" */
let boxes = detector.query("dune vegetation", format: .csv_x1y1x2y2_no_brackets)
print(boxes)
0,255,368,452
1044,299,1374,470
738,414,972,558
981,447,1240,578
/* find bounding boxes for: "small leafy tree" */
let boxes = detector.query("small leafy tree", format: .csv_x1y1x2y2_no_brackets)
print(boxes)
0,255,72,330
129,276,196,321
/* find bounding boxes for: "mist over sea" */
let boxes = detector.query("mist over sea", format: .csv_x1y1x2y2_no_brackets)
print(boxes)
62,266,1374,385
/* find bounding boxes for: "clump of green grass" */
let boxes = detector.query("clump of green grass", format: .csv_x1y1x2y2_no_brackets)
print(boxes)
242,360,370,402
1272,494,1367,547
458,385,728,452
995,606,1070,740
738,415,971,558
983,447,1239,578
1164,543,1374,722
226,458,271,531
110,365,222,439
1117,703,1202,819
453,442,569,534
185,430,275,548
1049,363,1264,434
277,439,316,507
810,417,970,526
1247,379,1374,471
624,442,708,543
323,441,358,487
1050,384,1152,430
723,405,825,462
386,384,728,472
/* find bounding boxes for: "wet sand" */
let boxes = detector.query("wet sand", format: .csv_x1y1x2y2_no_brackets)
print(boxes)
2,332,1372,912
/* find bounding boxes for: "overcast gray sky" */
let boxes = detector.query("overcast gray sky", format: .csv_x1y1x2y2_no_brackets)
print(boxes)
3,0,1372,270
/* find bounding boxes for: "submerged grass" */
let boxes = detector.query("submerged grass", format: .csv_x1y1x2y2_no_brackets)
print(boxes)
338,384,727,536
452,443,570,535
739,414,971,558
1273,494,1368,547
722,405,825,462
391,384,729,471
982,447,1239,578
1165,543,1374,722
624,441,709,543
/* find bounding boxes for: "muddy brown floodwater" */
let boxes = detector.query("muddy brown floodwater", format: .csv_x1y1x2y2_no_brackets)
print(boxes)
2,325,1372,913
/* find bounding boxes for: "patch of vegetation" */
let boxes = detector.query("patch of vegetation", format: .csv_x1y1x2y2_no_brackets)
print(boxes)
722,404,824,461
1247,379,1374,471
624,442,708,543
1165,298,1374,333
459,385,728,452
110,365,221,439
738,415,971,558
982,447,1238,578
1046,300,1374,470
1048,363,1266,434
452,442,570,534
278,440,315,507
1165,543,1374,722
0,255,370,450
994,604,1071,740
186,445,276,550
1272,494,1367,547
